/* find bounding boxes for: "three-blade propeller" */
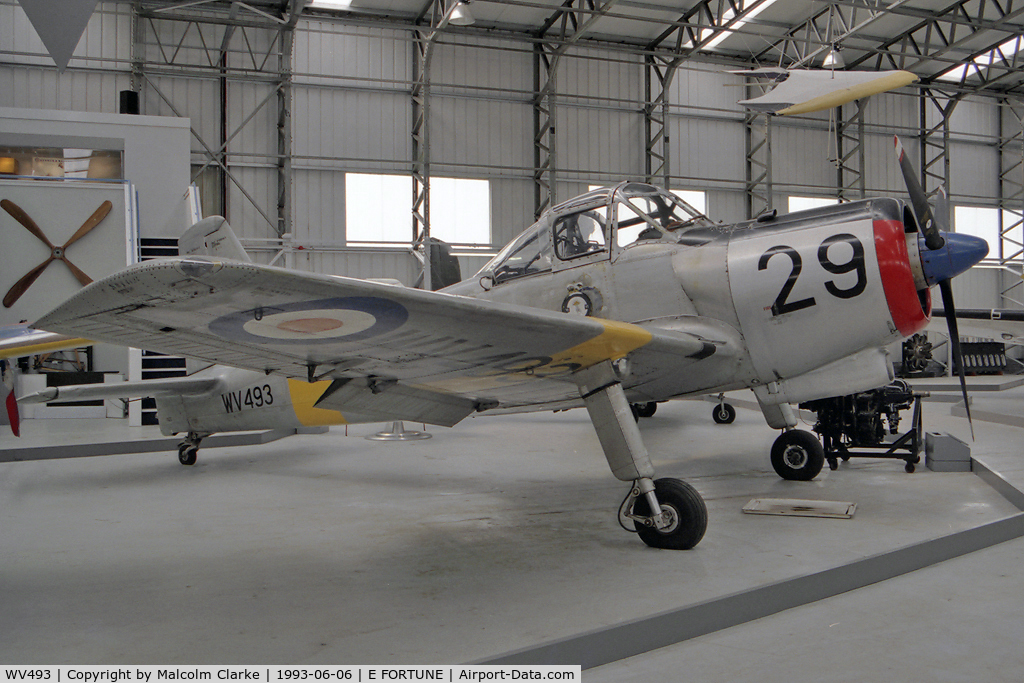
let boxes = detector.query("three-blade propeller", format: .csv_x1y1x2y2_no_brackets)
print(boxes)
2,199,112,308
894,136,977,438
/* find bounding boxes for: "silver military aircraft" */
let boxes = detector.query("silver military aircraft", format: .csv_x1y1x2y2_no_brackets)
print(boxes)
18,139,988,550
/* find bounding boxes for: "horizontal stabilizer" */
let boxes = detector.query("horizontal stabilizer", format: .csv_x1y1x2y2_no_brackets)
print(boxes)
18,376,222,404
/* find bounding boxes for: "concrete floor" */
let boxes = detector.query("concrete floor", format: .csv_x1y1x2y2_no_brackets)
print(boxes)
1,384,1023,678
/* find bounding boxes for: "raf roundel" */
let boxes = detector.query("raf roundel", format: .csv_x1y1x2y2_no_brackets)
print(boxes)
209,297,408,344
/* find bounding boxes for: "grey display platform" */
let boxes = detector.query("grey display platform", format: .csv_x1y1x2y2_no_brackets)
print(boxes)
2,393,1023,676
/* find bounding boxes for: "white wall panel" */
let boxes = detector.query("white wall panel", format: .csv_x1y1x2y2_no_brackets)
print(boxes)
0,68,127,112
951,98,999,138
293,86,410,170
559,48,642,104
490,177,536,246
670,116,746,191
430,96,532,175
295,20,410,87
227,81,280,159
556,106,643,183
950,140,998,201
772,118,836,193
226,166,277,240
144,75,219,150
292,169,345,245
289,250,419,284
431,37,531,95
671,64,741,114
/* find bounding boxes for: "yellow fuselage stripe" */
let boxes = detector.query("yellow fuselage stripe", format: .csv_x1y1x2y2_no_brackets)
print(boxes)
287,379,349,426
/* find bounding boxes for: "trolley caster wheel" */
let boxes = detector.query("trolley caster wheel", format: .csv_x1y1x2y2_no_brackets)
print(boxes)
905,462,916,474
828,457,839,471
712,402,736,424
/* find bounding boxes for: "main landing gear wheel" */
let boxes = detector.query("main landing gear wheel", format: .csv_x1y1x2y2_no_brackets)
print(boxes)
712,402,736,424
771,429,825,481
631,478,708,550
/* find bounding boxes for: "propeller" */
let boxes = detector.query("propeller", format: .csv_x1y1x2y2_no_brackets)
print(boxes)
895,136,944,251
2,199,111,308
894,136,983,438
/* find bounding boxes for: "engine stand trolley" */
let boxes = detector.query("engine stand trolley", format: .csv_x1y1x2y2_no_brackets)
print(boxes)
799,381,927,474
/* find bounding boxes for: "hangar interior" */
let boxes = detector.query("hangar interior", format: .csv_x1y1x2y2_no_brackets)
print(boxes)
2,0,1024,676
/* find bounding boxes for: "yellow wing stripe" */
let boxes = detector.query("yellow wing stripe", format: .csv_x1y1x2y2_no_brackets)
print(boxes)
551,318,653,369
0,337,93,360
287,379,349,426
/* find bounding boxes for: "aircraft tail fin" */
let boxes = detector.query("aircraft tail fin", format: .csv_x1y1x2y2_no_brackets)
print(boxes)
179,216,252,262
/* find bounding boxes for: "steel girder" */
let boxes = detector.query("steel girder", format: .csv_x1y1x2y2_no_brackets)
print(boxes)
745,111,772,219
133,0,303,237
836,100,867,201
532,0,622,218
999,100,1024,308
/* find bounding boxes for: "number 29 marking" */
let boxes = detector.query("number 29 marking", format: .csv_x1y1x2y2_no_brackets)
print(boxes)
758,233,867,317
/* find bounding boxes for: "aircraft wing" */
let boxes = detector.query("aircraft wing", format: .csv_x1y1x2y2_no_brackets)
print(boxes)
736,69,918,116
0,323,91,360
34,257,721,425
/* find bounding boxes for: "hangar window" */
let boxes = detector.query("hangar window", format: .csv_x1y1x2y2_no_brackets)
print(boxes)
346,173,491,246
789,196,839,212
954,206,1016,263
346,173,413,244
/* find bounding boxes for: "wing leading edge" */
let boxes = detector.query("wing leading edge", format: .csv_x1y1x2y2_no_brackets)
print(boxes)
35,257,720,423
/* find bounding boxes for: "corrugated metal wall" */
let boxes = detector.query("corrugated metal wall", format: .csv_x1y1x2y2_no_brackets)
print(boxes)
0,1,1016,303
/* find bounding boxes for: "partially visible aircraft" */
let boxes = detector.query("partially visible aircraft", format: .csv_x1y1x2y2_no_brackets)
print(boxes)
15,140,987,550
735,68,919,116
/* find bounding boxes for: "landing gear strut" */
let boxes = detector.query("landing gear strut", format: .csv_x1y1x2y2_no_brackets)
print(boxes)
177,431,204,466
577,362,707,550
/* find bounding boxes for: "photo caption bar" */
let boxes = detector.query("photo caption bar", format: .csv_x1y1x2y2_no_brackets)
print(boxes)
2,666,581,683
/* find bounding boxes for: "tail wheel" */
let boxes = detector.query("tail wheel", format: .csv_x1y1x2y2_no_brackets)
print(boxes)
770,430,825,481
178,443,198,466
633,478,708,550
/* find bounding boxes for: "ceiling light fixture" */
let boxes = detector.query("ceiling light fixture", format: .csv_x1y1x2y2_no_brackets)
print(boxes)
822,46,845,69
448,1,475,26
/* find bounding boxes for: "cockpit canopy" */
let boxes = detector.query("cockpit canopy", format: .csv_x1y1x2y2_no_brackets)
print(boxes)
479,182,714,285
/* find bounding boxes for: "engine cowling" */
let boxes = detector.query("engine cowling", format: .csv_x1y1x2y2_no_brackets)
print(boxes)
727,198,934,403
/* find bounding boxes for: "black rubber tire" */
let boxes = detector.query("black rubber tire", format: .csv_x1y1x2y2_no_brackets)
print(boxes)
712,403,736,424
178,444,198,466
633,478,708,550
634,402,658,419
770,430,825,481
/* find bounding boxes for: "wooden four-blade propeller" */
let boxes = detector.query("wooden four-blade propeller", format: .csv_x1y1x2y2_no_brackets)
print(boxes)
2,199,112,308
